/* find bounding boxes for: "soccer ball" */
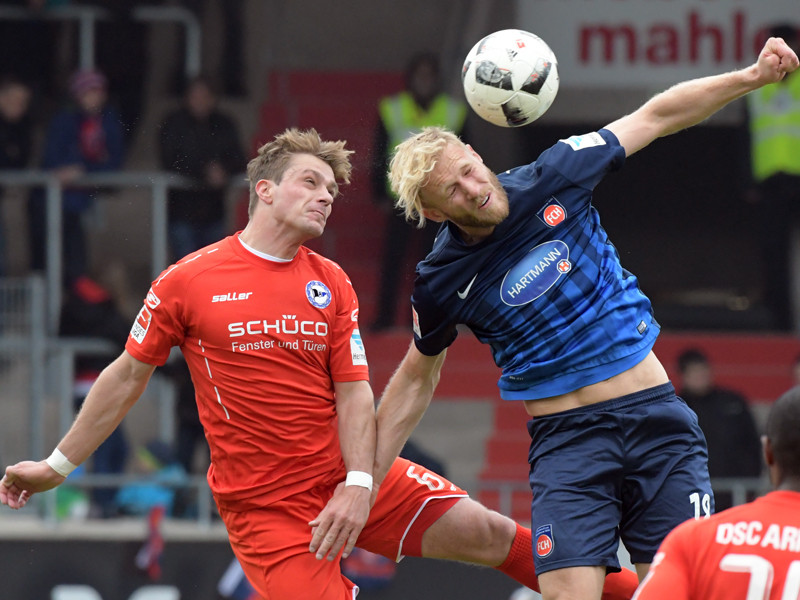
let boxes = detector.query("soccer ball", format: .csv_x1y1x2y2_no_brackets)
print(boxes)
462,29,559,128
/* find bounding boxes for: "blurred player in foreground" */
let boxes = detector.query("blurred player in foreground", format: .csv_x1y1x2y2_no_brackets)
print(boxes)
376,37,799,600
0,128,638,599
633,385,800,599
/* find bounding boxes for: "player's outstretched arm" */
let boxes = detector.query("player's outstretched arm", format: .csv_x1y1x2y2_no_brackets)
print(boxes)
373,343,447,484
607,36,799,157
1,350,155,510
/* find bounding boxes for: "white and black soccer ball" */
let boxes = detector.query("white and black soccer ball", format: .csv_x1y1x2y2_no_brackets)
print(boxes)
462,29,559,128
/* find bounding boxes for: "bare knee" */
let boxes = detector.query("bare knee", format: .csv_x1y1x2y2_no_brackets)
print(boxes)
538,566,606,600
420,498,516,566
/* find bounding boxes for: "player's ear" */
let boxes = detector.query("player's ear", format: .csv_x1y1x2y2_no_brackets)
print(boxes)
255,179,274,203
420,208,445,223
762,435,774,467
465,144,484,163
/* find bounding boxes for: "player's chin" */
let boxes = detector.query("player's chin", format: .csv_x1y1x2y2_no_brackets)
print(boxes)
304,215,327,233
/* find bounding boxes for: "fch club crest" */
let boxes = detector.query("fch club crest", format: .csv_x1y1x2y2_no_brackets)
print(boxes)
535,524,554,558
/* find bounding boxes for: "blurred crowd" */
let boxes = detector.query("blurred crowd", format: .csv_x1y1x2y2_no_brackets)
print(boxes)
0,0,250,521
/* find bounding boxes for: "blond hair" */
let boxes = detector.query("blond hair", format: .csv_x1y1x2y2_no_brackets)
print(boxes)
246,128,354,218
388,126,464,228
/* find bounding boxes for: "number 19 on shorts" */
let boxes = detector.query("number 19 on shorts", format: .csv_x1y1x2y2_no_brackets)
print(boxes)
690,492,712,519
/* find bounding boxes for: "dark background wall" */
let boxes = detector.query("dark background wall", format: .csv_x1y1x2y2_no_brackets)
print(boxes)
0,539,520,600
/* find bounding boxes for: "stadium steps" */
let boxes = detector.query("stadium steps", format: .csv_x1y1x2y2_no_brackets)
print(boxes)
250,70,406,325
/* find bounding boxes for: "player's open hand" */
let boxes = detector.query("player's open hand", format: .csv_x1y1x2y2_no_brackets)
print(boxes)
0,461,66,509
758,36,799,83
308,482,371,561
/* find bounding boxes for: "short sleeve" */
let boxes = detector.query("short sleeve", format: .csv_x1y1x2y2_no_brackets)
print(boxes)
328,267,370,382
411,276,458,356
125,273,186,367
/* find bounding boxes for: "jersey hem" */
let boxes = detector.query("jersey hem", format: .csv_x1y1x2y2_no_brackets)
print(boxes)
499,342,656,401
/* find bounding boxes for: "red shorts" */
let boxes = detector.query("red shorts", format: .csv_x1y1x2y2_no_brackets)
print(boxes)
218,457,467,600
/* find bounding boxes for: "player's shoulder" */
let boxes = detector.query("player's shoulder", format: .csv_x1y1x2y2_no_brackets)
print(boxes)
557,129,617,151
503,129,619,182
301,247,352,283
152,237,238,290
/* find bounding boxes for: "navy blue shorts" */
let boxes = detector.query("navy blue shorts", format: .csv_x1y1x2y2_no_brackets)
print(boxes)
526,382,713,574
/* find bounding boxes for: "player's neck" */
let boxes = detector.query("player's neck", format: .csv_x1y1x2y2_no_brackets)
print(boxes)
775,478,800,493
239,223,300,260
456,224,494,245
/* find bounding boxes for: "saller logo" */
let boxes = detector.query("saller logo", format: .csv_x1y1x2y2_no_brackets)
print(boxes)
212,291,253,303
500,240,570,306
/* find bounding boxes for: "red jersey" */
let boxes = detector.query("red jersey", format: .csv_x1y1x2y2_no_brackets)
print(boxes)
124,234,370,508
633,491,800,600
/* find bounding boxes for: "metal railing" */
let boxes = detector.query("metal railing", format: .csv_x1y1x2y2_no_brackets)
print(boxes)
40,473,216,529
0,276,47,463
0,275,195,526
0,275,177,469
0,167,248,527
0,4,201,78
0,169,246,335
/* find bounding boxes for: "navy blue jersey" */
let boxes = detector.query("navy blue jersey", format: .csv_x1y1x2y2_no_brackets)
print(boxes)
411,129,660,400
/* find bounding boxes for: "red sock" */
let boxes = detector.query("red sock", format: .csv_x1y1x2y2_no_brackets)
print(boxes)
602,568,640,600
495,523,540,592
495,524,640,599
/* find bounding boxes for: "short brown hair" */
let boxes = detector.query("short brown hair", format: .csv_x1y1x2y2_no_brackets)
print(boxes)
246,128,354,217
388,126,464,228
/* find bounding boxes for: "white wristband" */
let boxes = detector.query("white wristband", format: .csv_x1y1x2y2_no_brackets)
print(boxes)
45,448,77,478
345,470,373,492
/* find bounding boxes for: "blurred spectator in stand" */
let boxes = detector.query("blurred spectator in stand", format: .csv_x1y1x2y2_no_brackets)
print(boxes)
159,355,208,518
169,358,206,475
370,52,467,331
58,263,136,517
0,0,60,101
0,76,33,276
115,439,187,517
158,75,245,261
677,348,763,510
81,0,150,144
168,0,247,97
745,23,800,331
27,68,125,288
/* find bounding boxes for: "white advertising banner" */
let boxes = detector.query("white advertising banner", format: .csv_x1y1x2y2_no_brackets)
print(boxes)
516,0,799,88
